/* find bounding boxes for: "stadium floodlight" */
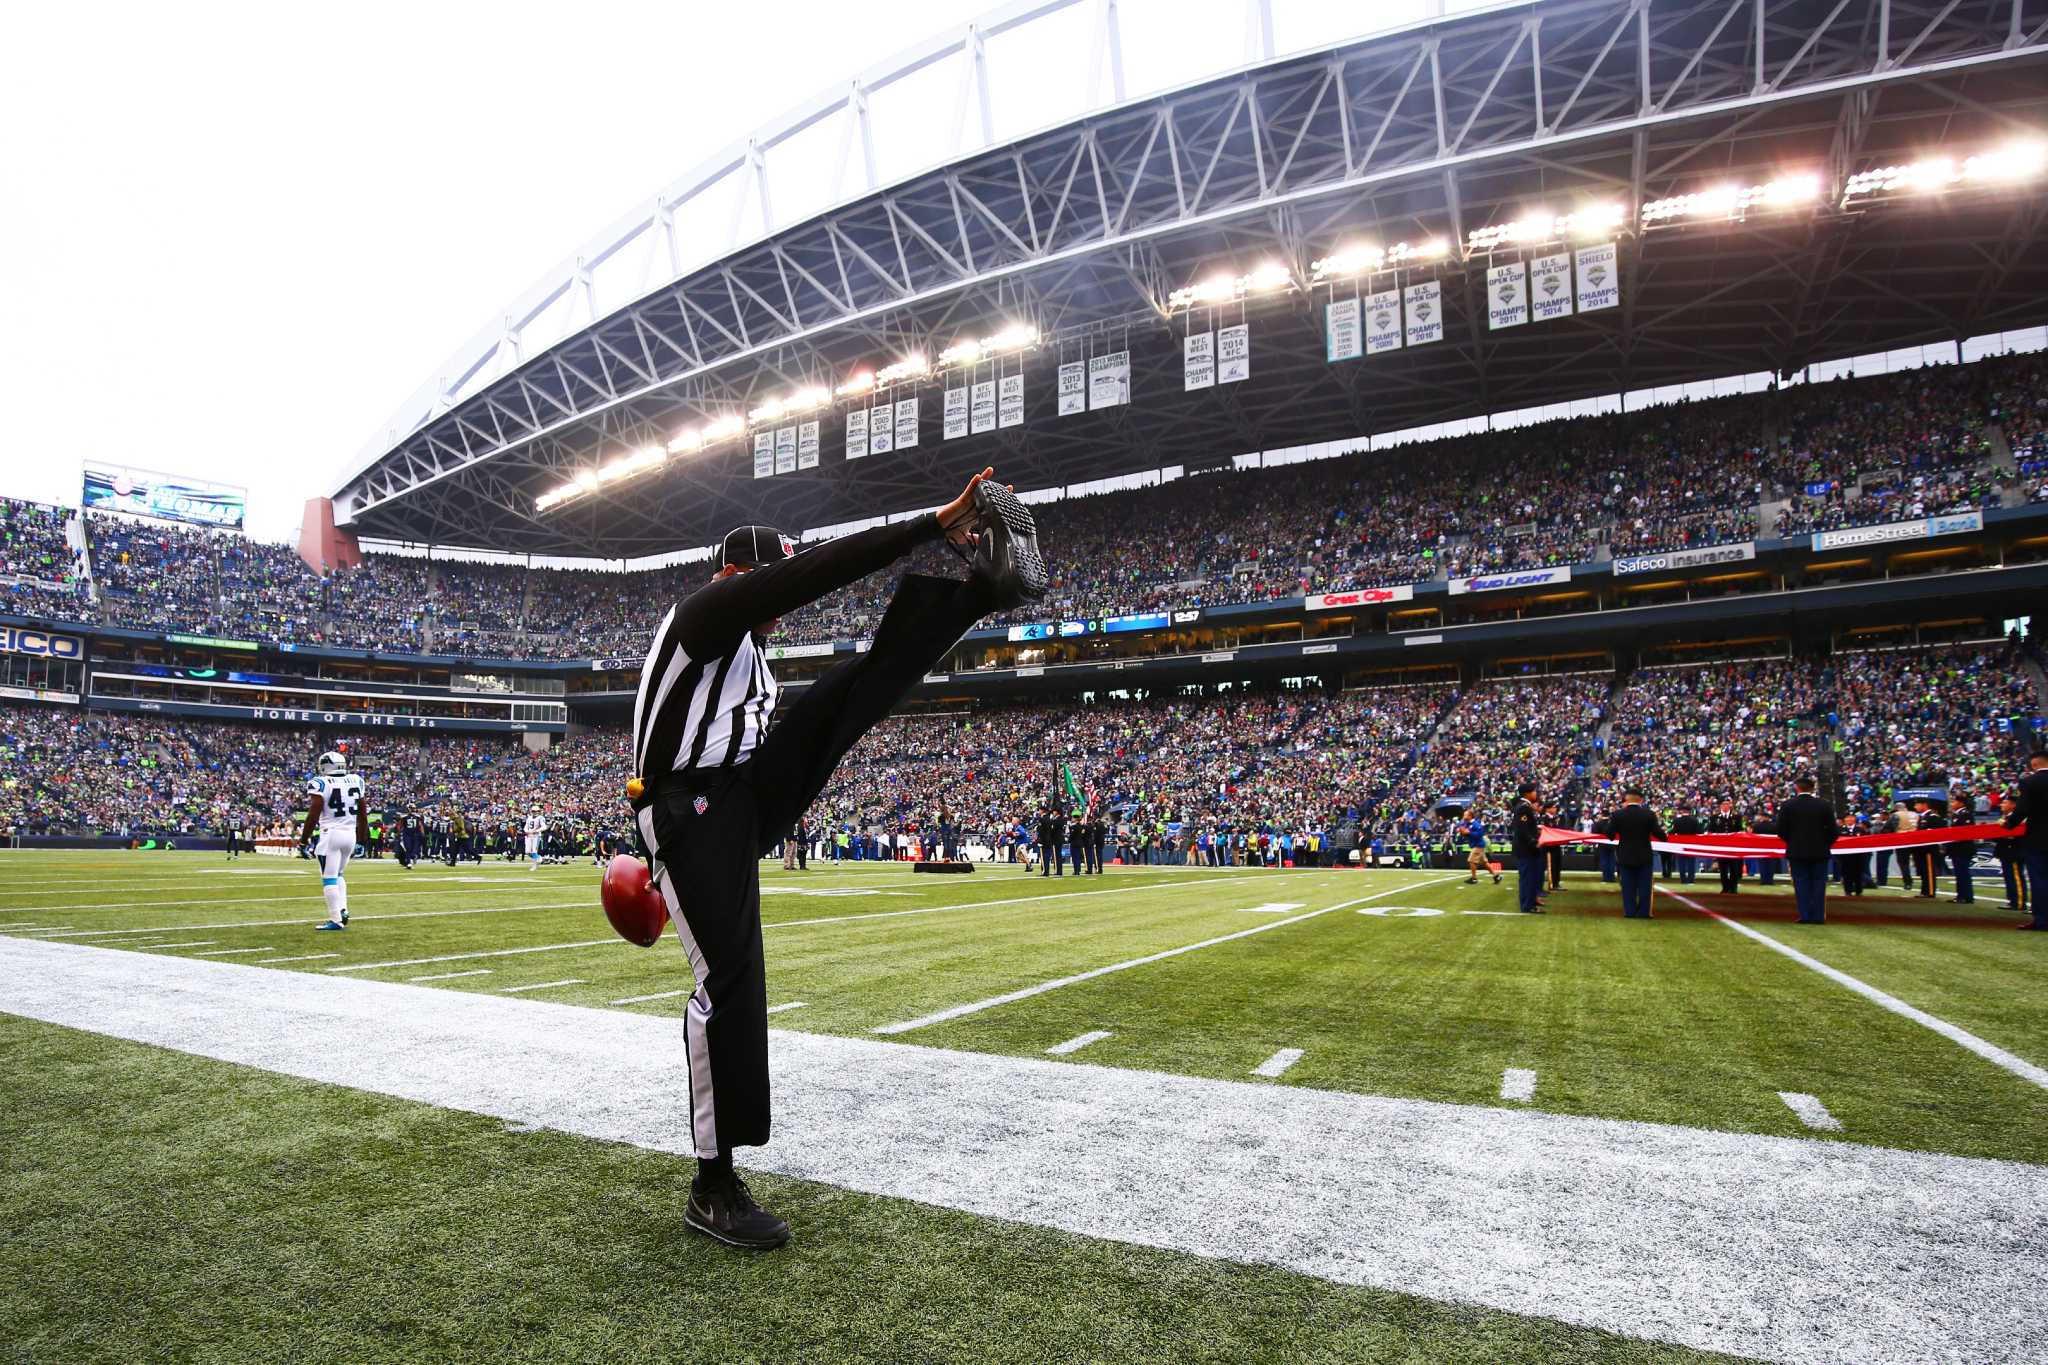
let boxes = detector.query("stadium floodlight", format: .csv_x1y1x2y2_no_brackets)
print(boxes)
939,339,983,366
666,427,703,454
1309,237,1449,284
836,371,875,397
1640,174,1818,224
875,353,929,385
1466,203,1628,253
1166,263,1296,311
936,325,1038,369
703,415,746,441
1843,139,2048,202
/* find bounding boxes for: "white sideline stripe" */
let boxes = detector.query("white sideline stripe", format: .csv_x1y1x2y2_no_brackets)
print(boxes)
254,954,341,965
611,988,693,1005
407,969,493,983
1047,1030,1112,1055
0,884,583,912
1252,1047,1304,1078
1462,910,1524,916
1661,888,2048,1092
876,876,1462,1034
1779,1091,1843,1131
191,947,272,957
1236,902,1305,914
36,902,598,939
148,941,217,950
2,939,2043,1365
765,1001,808,1015
1501,1068,1537,1102
330,939,626,974
498,979,586,994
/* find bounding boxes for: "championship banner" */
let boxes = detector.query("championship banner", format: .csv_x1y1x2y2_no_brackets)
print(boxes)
1088,351,1131,409
1487,261,1528,330
1576,242,1619,312
1306,585,1413,610
1449,565,1571,595
1057,361,1085,415
1183,331,1215,391
998,374,1024,428
971,379,997,434
1218,324,1249,383
1812,510,1983,551
1613,542,1756,575
1404,280,1442,347
82,463,246,531
869,402,894,455
894,396,919,449
1365,289,1402,354
752,431,775,479
943,386,969,440
1531,252,1573,321
797,420,820,469
845,408,870,459
1325,298,1362,361
774,425,797,475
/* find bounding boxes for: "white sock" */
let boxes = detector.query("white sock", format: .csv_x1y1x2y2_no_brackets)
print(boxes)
323,878,346,920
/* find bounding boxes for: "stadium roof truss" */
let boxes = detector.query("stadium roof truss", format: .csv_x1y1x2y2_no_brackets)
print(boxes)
334,0,2048,558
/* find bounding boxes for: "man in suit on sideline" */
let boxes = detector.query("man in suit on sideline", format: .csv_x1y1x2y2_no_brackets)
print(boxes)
1774,775,1838,925
1609,787,1665,919
1509,781,1545,914
2003,752,2048,930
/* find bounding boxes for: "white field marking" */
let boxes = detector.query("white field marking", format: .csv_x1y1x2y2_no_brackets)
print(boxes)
6,940,2045,1365
406,969,493,983
254,954,341,965
450,877,544,884
0,884,580,914
1501,1068,1538,1103
1461,910,1525,916
146,941,218,950
1252,1047,1304,1078
611,988,693,1005
1659,888,2048,1091
497,979,586,994
1355,905,1443,917
328,939,627,974
762,874,1263,933
26,902,597,939
1779,1091,1843,1131
1046,1030,1113,1055
1236,902,1305,914
876,876,1462,1035
765,1001,808,1015
191,947,273,957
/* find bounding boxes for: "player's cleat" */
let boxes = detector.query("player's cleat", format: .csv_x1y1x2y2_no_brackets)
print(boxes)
315,920,346,931
684,1173,790,1250
964,479,1047,608
340,908,350,926
601,853,668,947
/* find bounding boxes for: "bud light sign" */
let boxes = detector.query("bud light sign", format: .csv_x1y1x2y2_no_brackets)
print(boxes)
1448,566,1573,595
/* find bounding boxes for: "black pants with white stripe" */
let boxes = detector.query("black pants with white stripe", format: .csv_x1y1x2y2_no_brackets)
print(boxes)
637,574,992,1157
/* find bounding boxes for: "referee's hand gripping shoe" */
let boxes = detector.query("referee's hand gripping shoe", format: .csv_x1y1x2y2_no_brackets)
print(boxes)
620,466,1046,1251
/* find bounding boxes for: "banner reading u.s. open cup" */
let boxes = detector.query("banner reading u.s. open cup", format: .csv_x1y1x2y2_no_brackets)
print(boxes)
1365,289,1402,354
1531,252,1573,321
1487,261,1528,330
1404,280,1442,346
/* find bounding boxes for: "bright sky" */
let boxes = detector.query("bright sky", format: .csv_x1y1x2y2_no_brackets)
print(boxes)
0,1,1486,544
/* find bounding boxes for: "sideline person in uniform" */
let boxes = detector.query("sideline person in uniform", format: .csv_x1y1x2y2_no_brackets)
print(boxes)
1509,782,1544,914
2003,753,2048,930
1774,775,1837,925
1608,788,1664,919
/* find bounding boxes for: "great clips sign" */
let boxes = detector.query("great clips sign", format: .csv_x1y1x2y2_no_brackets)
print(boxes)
1305,585,1415,610
1448,566,1572,596
0,627,83,660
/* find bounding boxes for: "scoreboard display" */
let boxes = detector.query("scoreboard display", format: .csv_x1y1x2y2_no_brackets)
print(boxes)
1006,612,1171,642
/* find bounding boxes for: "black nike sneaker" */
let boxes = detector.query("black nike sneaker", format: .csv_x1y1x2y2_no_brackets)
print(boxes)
965,479,1047,608
684,1173,790,1250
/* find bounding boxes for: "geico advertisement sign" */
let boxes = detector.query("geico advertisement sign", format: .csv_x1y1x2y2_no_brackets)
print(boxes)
0,627,84,660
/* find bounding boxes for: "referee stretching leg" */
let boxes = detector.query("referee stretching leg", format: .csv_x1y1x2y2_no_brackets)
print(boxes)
629,467,1043,1250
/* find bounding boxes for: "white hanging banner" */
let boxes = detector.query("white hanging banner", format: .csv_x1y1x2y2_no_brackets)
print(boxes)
1325,298,1362,361
1365,289,1403,354
774,425,797,475
1088,351,1130,409
943,386,969,440
998,373,1024,428
845,408,869,459
1057,361,1085,415
1576,241,1620,312
1487,261,1528,330
797,420,820,469
868,402,894,455
1217,324,1249,383
1404,280,1442,347
1531,252,1574,321
971,378,997,433
1183,331,1215,390
752,431,775,479
893,396,918,449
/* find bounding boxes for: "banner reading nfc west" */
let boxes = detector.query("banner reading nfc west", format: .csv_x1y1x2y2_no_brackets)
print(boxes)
1183,331,1215,391
998,374,1024,428
1449,565,1572,595
797,420,820,469
83,464,246,531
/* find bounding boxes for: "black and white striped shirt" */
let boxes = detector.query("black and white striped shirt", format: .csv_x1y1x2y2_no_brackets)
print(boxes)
629,513,943,784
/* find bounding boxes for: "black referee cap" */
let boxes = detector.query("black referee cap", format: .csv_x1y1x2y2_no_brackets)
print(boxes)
720,525,797,569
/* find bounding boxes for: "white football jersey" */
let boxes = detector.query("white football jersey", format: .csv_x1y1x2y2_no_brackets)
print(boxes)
308,773,365,833
525,813,547,836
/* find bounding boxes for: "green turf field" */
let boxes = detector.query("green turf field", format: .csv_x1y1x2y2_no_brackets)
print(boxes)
4,850,2045,1363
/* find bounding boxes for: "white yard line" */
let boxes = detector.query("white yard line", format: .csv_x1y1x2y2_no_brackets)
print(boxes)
876,876,1462,1035
1500,1068,1537,1102
406,969,493,983
2,937,2043,1365
0,885,581,914
1461,910,1525,916
611,988,693,1005
147,941,218,950
765,1001,808,1015
1236,902,1305,914
1046,1030,1112,1055
28,902,597,939
497,979,587,994
1252,1047,1304,1078
191,947,272,957
1659,887,2048,1091
1779,1091,1843,1131
329,939,627,974
254,954,341,965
